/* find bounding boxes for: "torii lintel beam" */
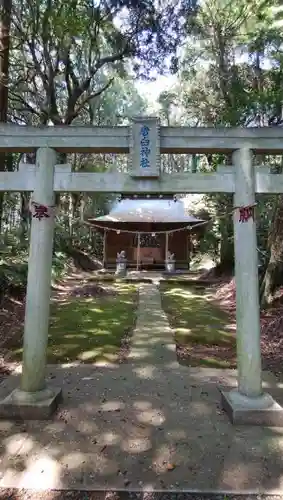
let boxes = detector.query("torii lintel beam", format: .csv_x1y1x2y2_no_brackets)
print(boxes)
1,124,283,153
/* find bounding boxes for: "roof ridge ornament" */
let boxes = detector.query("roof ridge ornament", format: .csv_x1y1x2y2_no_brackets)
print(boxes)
129,116,160,178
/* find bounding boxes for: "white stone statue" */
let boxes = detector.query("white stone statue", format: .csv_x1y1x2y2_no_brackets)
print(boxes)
167,251,175,262
117,250,126,262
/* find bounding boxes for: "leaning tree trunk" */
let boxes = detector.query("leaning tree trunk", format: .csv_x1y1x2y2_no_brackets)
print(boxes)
261,194,283,307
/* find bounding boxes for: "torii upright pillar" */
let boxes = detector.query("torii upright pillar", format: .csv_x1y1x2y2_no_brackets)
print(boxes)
0,148,62,419
220,148,282,425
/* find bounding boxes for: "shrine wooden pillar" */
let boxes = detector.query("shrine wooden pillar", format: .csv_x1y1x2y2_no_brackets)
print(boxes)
165,231,169,263
136,232,141,270
102,229,106,268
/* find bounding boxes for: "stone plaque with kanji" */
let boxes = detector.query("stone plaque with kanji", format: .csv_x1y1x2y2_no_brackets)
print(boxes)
130,116,160,178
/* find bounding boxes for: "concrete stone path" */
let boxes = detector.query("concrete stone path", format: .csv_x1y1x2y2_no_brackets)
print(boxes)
128,283,176,365
1,283,283,494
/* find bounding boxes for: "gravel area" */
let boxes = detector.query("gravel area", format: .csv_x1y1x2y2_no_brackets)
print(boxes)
1,490,283,500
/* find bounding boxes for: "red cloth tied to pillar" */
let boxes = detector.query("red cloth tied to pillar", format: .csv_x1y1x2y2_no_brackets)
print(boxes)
238,205,255,223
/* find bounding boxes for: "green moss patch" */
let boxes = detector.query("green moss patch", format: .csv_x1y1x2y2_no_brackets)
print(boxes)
11,284,138,364
160,284,236,368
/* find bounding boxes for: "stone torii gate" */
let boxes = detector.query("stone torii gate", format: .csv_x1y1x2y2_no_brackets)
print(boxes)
0,116,283,425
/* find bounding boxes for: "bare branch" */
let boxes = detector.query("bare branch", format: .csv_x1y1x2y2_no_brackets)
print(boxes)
64,78,114,124
9,90,42,117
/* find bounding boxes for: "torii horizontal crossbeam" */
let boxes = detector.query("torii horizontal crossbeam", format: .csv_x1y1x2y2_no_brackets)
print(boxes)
1,124,283,153
1,166,282,193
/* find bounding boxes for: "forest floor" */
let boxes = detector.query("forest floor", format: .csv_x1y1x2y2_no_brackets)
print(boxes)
161,273,283,377
210,276,283,376
0,270,138,381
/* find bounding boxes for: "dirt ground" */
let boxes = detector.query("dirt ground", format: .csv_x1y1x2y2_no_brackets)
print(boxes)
1,490,283,500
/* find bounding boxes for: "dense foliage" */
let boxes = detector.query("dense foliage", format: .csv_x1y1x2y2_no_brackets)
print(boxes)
1,0,283,307
158,0,283,305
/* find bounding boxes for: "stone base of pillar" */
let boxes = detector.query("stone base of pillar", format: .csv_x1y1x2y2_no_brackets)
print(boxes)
0,386,62,420
220,388,283,426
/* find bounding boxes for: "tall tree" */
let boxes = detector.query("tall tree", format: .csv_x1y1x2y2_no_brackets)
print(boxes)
0,0,11,233
172,0,283,274
9,0,196,126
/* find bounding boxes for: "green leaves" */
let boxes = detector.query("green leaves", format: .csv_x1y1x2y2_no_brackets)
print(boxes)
8,0,199,127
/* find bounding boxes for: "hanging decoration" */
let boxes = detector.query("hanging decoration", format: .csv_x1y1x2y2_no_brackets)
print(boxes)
117,193,178,202
29,200,55,221
86,219,208,235
133,233,161,247
238,205,256,223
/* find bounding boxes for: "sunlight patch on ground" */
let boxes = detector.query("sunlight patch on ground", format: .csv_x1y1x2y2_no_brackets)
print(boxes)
122,437,152,453
9,284,138,364
136,408,165,427
17,454,60,489
133,364,158,379
100,432,120,446
160,283,236,368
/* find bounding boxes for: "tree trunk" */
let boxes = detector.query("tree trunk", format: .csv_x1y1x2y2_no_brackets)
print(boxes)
191,154,198,173
219,220,234,272
0,0,11,234
20,193,30,244
261,194,283,307
0,0,11,121
217,194,234,273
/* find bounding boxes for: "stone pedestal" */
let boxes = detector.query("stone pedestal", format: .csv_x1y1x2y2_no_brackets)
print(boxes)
115,260,127,277
220,389,283,426
0,387,62,420
165,260,175,273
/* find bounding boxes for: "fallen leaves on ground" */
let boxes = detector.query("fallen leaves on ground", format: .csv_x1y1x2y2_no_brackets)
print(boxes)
0,296,25,382
212,277,283,377
166,463,176,471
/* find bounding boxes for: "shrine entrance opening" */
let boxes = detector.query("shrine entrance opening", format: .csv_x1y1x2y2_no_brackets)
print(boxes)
0,116,282,426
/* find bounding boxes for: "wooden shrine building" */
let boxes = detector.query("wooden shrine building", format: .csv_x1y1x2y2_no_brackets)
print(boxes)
88,195,205,270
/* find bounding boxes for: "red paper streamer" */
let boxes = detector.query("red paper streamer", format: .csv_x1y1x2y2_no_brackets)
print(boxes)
30,201,52,221
238,205,255,223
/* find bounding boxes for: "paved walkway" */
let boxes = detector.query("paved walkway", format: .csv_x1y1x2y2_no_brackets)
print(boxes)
129,283,176,365
0,284,283,494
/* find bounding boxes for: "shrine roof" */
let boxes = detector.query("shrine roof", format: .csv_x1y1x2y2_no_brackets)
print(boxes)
88,198,205,226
